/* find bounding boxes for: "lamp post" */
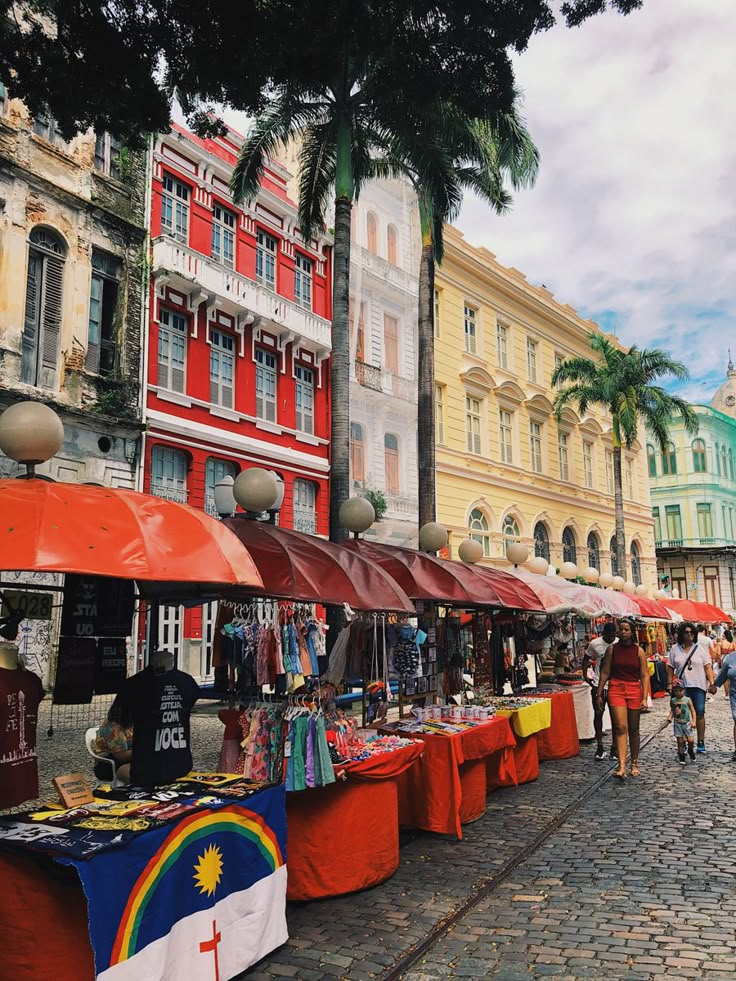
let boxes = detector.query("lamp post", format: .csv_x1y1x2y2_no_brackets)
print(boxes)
459,537,484,564
560,562,578,580
213,475,236,518
339,496,375,539
527,555,549,576
505,542,529,568
599,572,614,589
418,522,448,554
232,468,280,519
0,401,64,477
583,567,600,585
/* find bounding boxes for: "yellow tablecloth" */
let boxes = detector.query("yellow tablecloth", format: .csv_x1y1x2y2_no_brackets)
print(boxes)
495,699,552,737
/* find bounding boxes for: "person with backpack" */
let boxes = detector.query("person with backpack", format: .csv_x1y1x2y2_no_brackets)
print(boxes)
667,621,716,755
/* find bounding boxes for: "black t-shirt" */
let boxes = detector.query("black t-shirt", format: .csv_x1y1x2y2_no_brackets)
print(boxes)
112,667,199,787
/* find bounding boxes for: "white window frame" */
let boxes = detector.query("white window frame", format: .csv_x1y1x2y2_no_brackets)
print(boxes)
497,323,508,370
212,203,236,268
465,395,482,455
161,174,190,241
605,450,614,495
157,307,188,393
295,364,314,434
435,383,445,445
553,353,564,389
499,408,514,465
150,445,188,503
255,347,277,422
583,440,594,489
294,252,313,310
464,304,477,354
256,230,277,289
558,430,570,481
469,508,491,557
529,419,543,473
209,328,235,408
527,338,538,383
293,479,317,534
434,288,441,339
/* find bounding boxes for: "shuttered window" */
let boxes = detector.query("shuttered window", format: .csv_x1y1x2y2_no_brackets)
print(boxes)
385,433,400,494
150,446,188,502
209,329,235,408
22,227,66,389
255,348,277,422
157,308,188,393
295,365,314,434
86,250,120,374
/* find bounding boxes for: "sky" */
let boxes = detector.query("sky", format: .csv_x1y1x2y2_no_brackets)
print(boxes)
456,0,736,404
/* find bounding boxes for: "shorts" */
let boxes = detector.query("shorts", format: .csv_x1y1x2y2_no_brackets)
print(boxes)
673,721,693,739
592,687,607,712
685,687,706,716
608,679,643,710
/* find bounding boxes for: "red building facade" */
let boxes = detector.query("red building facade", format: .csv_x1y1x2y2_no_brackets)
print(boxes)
144,124,332,679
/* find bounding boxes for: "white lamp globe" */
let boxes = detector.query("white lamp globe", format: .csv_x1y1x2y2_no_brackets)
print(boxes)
459,537,484,564
339,496,375,534
599,572,614,589
653,588,666,600
213,475,236,518
528,555,549,576
418,522,448,552
506,542,529,567
560,562,578,580
0,401,64,464
671,587,680,599
612,575,625,591
583,567,600,584
635,583,648,597
233,468,279,513
546,564,558,577
623,580,636,595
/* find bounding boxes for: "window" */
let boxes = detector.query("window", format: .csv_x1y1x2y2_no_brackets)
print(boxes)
151,446,188,503
610,536,619,577
562,527,577,565
211,203,236,268
464,305,477,354
209,329,235,408
583,441,594,489
502,515,521,541
630,542,641,585
716,442,722,476
697,503,714,541
434,289,441,339
33,113,65,148
350,422,365,482
469,508,490,557
625,459,634,499
647,444,657,478
161,174,190,240
653,507,662,543
86,250,120,375
662,442,677,476
293,479,317,534
605,450,614,494
553,353,564,389
387,225,398,265
499,408,513,464
692,439,707,473
671,566,687,599
255,348,277,422
295,365,314,435
496,323,508,369
527,338,538,383
665,505,683,543
349,299,366,362
384,314,399,373
22,227,66,389
256,230,277,288
157,307,187,393
558,431,569,481
529,420,543,473
466,396,482,455
366,212,377,254
534,523,550,562
294,253,313,310
205,458,237,517
703,565,722,608
722,446,728,481
94,132,122,180
435,384,445,444
730,450,735,481
587,533,600,570
385,433,400,494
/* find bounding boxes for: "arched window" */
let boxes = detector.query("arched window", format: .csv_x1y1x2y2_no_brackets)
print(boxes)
150,445,188,502
610,536,619,577
384,432,399,494
587,532,600,570
293,478,318,534
716,442,721,476
646,444,657,478
730,449,735,481
534,522,550,562
366,212,378,255
387,224,398,265
722,446,728,481
204,457,238,516
502,515,521,541
562,527,577,565
350,422,365,483
631,541,641,585
469,508,490,557
22,226,67,388
692,439,707,473
662,442,677,476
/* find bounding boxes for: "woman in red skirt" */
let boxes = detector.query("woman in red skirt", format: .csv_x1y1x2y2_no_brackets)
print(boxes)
597,618,650,779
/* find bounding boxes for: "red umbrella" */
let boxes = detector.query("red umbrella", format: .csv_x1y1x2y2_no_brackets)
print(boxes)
0,478,262,589
632,597,673,620
222,519,414,612
665,598,731,623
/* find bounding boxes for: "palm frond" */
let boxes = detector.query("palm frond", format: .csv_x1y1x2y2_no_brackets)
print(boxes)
296,121,336,240
553,383,601,420
551,356,599,387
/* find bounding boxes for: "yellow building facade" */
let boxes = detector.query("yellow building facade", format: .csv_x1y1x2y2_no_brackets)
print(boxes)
434,226,657,587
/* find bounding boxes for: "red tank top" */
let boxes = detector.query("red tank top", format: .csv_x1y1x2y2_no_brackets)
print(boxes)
609,641,641,682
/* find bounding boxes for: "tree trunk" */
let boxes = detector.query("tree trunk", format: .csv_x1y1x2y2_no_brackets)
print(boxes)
416,194,436,530
612,442,627,579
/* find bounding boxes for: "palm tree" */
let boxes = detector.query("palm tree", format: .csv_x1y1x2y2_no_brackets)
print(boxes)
552,334,698,577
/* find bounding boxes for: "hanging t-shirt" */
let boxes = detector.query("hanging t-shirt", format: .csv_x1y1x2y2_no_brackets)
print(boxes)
0,668,44,809
112,667,199,787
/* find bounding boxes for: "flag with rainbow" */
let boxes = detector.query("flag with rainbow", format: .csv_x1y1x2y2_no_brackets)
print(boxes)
66,787,288,980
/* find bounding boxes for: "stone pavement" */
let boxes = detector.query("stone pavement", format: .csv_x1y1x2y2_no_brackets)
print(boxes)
241,696,736,981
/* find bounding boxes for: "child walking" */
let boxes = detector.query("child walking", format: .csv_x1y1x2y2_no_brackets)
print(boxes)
668,681,696,765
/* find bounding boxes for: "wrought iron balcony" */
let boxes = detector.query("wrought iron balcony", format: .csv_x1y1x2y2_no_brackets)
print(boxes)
355,360,383,392
150,483,189,504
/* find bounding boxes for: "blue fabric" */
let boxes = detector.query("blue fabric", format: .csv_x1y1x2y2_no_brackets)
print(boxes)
686,686,706,716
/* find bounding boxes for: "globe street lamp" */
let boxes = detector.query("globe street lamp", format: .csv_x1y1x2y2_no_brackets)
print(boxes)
505,542,529,568
459,537,484,564
527,555,549,576
0,401,64,477
339,497,375,538
418,522,448,554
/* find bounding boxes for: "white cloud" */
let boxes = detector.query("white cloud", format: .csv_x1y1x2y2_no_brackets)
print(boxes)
457,0,736,398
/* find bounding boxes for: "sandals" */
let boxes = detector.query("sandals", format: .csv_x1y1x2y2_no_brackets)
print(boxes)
629,762,640,777
613,769,627,780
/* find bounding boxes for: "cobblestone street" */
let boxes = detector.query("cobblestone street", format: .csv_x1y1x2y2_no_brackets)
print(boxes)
243,695,736,981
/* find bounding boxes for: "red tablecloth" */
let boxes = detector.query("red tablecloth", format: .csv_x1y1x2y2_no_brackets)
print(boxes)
487,732,540,790
524,691,579,761
391,717,516,838
286,740,424,901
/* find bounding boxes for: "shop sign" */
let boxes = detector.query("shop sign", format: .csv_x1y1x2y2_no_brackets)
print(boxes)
60,575,134,638
1,590,53,620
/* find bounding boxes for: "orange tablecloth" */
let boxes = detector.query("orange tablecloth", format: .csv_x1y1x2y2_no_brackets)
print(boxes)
487,732,540,790
285,740,424,901
525,691,580,761
391,717,516,838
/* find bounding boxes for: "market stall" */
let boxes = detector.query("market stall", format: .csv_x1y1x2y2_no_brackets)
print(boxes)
525,690,580,761
476,696,551,789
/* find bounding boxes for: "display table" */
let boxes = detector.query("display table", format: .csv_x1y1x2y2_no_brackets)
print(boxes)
568,682,595,740
384,717,516,838
285,741,423,901
523,690,580,761
486,699,551,790
0,781,287,981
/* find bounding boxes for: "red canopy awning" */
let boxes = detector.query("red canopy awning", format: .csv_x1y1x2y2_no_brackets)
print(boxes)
665,598,731,623
342,541,543,611
222,519,414,612
632,597,673,620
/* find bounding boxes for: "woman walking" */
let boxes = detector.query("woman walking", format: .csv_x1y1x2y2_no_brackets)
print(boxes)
667,621,716,753
714,642,736,762
597,619,650,779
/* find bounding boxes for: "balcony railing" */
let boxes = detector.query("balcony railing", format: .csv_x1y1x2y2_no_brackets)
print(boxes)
355,360,383,392
293,510,317,535
384,493,418,517
353,245,416,293
151,483,189,504
655,536,735,549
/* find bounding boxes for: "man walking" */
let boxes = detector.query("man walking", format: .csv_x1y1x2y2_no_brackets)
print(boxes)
583,622,617,760
667,622,716,754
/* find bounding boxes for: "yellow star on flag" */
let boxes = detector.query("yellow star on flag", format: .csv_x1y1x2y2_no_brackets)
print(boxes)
193,843,224,897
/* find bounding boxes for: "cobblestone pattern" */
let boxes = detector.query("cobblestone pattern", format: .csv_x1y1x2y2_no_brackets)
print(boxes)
240,705,671,980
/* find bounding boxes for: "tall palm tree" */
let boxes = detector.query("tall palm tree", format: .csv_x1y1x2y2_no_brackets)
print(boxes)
552,334,698,578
